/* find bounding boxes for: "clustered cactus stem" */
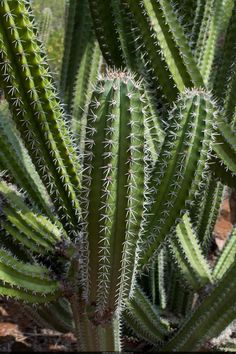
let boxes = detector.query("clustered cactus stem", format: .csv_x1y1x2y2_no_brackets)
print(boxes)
1,0,236,352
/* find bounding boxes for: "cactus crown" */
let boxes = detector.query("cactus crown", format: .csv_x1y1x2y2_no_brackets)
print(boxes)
0,0,236,351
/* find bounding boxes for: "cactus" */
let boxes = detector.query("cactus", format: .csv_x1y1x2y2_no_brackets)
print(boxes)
168,213,213,291
0,103,52,216
139,89,216,269
1,0,236,351
123,285,170,346
38,7,52,45
81,71,147,313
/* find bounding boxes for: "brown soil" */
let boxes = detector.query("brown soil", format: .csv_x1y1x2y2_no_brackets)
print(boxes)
0,300,76,352
213,198,233,250
0,199,234,352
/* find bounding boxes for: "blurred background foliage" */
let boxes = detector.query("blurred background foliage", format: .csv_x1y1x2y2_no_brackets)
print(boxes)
31,0,65,83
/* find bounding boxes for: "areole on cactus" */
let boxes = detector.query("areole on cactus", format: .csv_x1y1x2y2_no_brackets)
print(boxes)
0,0,236,352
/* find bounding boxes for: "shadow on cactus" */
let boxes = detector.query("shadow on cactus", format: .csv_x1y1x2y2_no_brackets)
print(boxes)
0,0,236,352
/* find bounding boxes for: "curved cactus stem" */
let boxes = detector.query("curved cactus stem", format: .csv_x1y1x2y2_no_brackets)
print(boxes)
0,180,67,255
194,0,214,70
197,0,225,85
162,259,236,352
212,0,235,97
123,285,170,346
125,0,203,103
0,0,81,233
0,103,52,217
191,0,206,49
213,226,236,280
88,0,125,68
25,298,74,333
139,89,216,269
0,248,60,294
152,0,203,87
61,0,98,110
212,117,236,183
0,283,61,304
81,71,147,314
169,214,213,291
224,67,236,125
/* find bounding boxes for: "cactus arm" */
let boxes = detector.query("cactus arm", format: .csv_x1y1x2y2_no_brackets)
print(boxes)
32,299,74,333
0,180,68,255
0,0,81,231
213,118,236,179
0,248,60,294
194,0,214,69
162,261,236,352
38,7,52,45
211,155,236,188
111,0,139,72
194,176,223,248
123,285,170,346
0,179,64,243
139,90,215,269
0,105,52,217
71,41,102,150
61,0,97,109
88,0,124,68
169,214,213,290
81,79,114,305
0,284,61,303
125,0,203,102
60,0,78,96
150,247,167,309
109,81,146,310
151,0,204,88
197,0,224,85
224,67,236,125
26,302,74,333
212,0,235,98
123,0,178,102
2,222,46,255
191,0,206,49
157,248,167,310
213,226,236,280
82,72,146,314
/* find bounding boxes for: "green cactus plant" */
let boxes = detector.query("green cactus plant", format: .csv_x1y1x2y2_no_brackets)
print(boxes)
1,0,236,351
38,7,52,45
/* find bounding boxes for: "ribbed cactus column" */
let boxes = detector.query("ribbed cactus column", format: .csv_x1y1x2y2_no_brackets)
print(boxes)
0,0,81,234
76,70,147,351
139,89,216,269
